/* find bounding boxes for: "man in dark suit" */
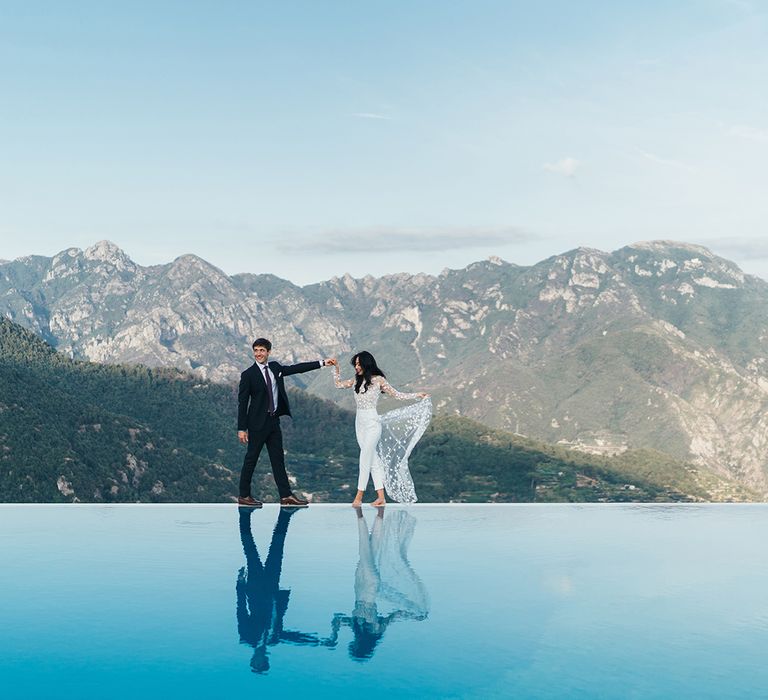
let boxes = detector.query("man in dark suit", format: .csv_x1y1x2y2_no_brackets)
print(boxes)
237,337,336,507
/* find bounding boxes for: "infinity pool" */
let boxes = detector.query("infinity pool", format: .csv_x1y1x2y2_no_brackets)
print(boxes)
1,504,767,698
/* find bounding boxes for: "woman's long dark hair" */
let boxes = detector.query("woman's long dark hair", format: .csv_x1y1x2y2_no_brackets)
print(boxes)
352,351,385,394
348,616,387,660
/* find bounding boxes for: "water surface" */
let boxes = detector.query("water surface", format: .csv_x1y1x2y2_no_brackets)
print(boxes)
1,504,766,698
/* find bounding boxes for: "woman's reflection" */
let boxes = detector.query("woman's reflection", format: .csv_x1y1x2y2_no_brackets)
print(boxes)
236,507,319,673
325,506,429,660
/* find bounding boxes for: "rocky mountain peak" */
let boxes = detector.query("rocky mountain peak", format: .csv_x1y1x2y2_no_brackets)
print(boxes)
617,240,745,289
537,248,612,294
167,254,228,281
327,273,359,294
83,240,136,273
625,240,715,258
463,257,515,274
51,247,82,262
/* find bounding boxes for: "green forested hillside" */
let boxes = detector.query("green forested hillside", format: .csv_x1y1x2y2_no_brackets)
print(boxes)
0,318,753,503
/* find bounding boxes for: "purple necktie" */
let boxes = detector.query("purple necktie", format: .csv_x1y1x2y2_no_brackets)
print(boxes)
263,365,276,414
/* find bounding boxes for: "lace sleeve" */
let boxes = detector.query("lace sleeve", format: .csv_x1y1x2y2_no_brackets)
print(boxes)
378,377,419,400
334,365,355,389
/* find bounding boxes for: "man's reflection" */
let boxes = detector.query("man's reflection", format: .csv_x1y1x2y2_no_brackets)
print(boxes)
325,506,429,660
237,506,319,673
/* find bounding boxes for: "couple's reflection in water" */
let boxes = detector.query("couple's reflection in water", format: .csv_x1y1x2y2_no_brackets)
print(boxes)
236,505,429,673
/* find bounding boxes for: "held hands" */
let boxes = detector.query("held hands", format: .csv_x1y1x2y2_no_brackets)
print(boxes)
238,430,248,444
324,357,338,367
418,392,430,399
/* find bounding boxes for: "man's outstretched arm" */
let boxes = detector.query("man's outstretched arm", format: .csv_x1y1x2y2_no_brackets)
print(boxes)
279,357,336,377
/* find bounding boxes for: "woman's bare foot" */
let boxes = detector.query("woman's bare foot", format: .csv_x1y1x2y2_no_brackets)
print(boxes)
370,488,386,507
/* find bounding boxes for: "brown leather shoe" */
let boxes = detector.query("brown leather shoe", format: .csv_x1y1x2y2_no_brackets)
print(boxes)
238,496,263,507
280,494,309,507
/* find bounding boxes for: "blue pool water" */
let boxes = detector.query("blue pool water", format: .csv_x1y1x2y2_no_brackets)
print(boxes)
1,504,767,699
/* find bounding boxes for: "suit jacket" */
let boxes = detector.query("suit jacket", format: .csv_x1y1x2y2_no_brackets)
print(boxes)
237,360,322,432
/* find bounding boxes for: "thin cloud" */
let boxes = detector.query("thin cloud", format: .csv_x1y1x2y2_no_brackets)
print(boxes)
729,125,768,144
635,148,697,172
702,237,768,260
351,112,393,120
543,157,580,178
274,226,539,254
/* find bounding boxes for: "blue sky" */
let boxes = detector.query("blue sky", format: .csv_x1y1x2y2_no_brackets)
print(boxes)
1,0,767,284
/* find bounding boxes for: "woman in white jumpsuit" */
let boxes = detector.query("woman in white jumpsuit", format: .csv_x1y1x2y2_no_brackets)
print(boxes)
334,351,430,506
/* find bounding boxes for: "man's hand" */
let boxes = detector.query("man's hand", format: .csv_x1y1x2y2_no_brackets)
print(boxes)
418,392,430,399
324,357,338,367
238,430,248,444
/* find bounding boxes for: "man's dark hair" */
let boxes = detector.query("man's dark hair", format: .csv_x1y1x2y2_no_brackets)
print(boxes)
252,338,272,351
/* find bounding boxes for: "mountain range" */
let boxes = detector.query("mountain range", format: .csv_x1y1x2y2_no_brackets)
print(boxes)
2,239,768,495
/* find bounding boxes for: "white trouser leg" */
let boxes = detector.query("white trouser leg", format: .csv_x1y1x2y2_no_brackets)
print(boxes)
355,409,383,491
354,514,377,607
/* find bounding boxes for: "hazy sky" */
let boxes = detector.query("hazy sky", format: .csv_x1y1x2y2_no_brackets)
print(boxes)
1,1,767,285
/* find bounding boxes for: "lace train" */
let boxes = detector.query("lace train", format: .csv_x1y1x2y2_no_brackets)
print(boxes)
377,398,432,503
376,509,430,617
